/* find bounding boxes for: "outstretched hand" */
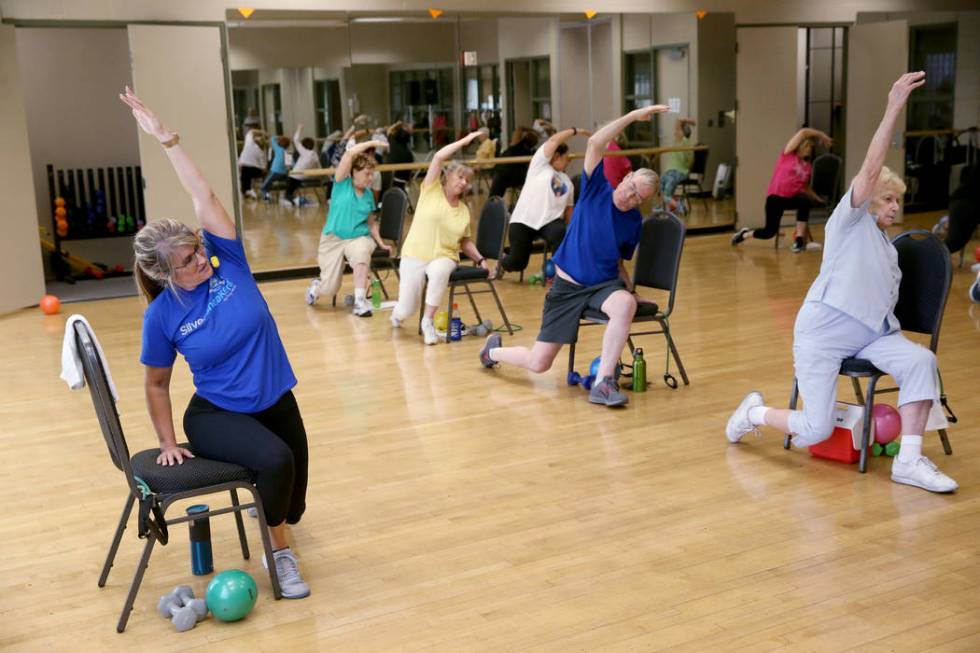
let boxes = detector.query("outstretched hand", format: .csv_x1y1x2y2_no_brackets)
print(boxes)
888,71,926,109
631,105,670,121
118,86,172,142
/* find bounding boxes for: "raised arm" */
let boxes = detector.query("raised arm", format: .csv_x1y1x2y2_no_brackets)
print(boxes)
584,105,668,177
292,124,312,155
335,139,386,183
783,127,832,155
423,131,483,186
119,87,235,239
540,127,592,161
851,71,924,208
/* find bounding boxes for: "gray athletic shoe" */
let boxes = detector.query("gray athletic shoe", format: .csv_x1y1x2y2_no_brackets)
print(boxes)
726,391,763,443
262,548,311,599
588,376,629,407
731,227,751,246
480,333,502,368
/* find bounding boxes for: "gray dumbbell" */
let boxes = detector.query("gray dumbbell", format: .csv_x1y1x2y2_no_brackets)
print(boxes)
157,586,207,632
343,294,355,307
466,319,494,337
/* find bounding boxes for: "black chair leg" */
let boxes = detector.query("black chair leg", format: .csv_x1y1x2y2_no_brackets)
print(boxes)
486,280,514,335
938,428,953,455
784,379,799,450
464,284,483,325
662,320,689,385
850,377,865,405
117,531,156,633
446,284,457,343
567,341,577,378
858,375,880,473
249,488,282,600
99,494,135,588
230,489,250,560
371,267,390,299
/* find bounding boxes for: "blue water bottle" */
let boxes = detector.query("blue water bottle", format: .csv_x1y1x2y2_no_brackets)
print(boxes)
186,504,214,575
450,302,463,341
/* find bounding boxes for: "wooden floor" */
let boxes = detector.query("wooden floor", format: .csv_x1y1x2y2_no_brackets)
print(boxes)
241,185,735,273
2,217,978,651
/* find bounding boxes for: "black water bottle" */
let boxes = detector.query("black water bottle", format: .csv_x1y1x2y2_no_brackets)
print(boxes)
186,504,214,575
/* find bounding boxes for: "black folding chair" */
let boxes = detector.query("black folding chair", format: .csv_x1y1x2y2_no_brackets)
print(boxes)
783,230,955,472
676,146,711,214
73,321,281,632
421,196,515,342
567,210,689,388
332,186,408,306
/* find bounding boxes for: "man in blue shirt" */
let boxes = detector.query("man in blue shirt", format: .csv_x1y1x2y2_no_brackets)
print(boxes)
480,105,667,407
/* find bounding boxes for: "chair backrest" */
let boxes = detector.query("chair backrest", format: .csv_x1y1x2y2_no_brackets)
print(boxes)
811,153,842,204
475,196,509,261
689,145,708,176
633,210,686,316
73,321,135,483
892,230,952,352
378,186,409,247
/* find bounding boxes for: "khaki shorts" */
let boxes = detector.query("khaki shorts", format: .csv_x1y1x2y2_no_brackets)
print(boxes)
315,233,376,297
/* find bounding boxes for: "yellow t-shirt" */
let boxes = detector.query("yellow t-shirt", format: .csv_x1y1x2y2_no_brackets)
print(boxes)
401,180,472,262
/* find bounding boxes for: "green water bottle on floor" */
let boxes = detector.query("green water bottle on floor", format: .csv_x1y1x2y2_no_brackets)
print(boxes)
371,278,382,310
632,348,647,392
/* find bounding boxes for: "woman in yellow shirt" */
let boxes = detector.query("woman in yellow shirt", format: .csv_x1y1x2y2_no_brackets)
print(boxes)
392,131,488,344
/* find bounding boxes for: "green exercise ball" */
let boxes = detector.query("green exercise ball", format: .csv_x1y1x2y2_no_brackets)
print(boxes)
206,569,258,622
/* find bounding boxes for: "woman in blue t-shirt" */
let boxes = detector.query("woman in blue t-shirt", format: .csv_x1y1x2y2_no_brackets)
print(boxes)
120,87,311,598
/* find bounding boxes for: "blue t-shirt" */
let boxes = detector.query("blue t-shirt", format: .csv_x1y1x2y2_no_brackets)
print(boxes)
323,177,375,239
140,231,297,413
270,141,288,175
552,161,643,286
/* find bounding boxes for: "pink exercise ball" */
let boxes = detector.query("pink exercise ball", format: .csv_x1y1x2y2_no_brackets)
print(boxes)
872,404,902,444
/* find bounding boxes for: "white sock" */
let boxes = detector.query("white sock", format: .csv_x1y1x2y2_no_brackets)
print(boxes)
354,287,367,303
897,434,923,464
748,406,769,426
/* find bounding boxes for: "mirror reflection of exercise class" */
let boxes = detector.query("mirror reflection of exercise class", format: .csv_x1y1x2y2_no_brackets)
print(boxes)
225,11,738,272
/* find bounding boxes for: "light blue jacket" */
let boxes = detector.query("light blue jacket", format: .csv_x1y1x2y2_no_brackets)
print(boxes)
804,186,902,333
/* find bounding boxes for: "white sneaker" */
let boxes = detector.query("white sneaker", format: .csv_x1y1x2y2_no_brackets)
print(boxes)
245,190,258,200
390,314,403,328
279,198,294,208
305,279,318,306
891,456,958,493
262,548,311,599
352,299,373,317
726,391,764,443
805,241,822,251
421,320,439,345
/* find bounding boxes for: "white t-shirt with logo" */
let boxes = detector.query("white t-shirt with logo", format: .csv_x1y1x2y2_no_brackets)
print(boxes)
509,147,574,231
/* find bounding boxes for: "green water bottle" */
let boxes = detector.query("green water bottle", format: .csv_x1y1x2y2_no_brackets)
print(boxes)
632,348,647,392
371,278,382,310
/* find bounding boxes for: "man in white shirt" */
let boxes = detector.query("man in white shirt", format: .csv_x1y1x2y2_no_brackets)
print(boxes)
286,124,322,207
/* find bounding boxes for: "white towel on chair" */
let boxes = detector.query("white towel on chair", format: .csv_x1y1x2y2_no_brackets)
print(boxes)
60,314,119,401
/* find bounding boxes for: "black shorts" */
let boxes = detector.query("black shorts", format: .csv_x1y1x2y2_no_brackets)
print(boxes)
536,276,626,345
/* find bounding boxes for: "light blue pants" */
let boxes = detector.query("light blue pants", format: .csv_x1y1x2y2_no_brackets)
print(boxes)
789,302,938,445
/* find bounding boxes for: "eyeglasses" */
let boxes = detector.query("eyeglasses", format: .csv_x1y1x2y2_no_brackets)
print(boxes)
174,244,204,271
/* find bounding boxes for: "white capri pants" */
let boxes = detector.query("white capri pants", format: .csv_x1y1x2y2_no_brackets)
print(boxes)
789,301,938,446
392,255,458,322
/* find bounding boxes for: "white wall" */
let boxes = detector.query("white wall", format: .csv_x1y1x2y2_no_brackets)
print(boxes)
0,24,45,313
697,13,736,183
460,17,499,63
15,27,139,275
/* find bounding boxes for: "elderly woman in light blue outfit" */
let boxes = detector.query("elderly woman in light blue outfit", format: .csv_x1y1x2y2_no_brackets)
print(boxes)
725,72,957,494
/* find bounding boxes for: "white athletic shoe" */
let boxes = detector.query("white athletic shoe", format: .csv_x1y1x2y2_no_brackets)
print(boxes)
305,279,318,306
891,456,958,493
352,299,373,317
279,198,294,208
262,548,311,599
245,190,258,200
726,391,764,443
390,314,403,328
421,321,439,345
805,241,823,251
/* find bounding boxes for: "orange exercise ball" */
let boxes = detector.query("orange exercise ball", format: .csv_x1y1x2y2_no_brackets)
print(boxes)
54,207,67,218
54,197,66,207
39,294,61,315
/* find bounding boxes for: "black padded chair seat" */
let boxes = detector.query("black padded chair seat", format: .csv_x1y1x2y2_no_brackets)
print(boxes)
131,445,252,495
582,301,661,323
450,266,490,281
372,247,397,259
840,357,883,376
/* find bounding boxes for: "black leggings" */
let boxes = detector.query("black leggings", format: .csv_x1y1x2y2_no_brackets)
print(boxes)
500,220,566,273
753,194,812,240
944,199,979,254
240,166,264,195
183,391,308,527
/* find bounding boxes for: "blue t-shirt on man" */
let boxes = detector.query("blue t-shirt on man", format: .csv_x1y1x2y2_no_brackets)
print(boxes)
552,160,643,287
140,231,297,413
